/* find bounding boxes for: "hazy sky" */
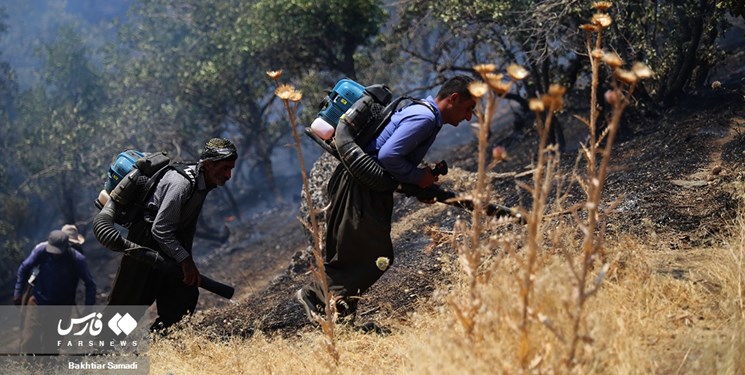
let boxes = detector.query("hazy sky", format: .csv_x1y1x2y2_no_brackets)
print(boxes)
0,0,132,87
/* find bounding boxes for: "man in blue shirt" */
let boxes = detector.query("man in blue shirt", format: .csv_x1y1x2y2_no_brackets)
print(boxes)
14,229,96,353
298,75,476,328
14,229,96,306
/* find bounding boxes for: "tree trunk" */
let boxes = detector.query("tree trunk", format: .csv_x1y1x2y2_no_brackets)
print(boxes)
340,39,358,80
256,128,282,204
662,0,707,106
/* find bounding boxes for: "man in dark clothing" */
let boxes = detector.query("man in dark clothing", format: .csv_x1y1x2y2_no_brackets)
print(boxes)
14,230,96,352
107,138,237,331
297,75,476,325
14,229,96,306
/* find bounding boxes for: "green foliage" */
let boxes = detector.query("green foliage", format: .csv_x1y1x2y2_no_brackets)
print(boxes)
0,7,16,119
243,0,386,78
722,0,745,18
0,195,30,289
0,6,28,293
14,25,108,222
394,0,733,106
598,1,728,104
99,0,387,202
431,0,509,28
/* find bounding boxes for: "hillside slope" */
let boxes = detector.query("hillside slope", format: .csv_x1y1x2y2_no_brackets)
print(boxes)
192,90,745,338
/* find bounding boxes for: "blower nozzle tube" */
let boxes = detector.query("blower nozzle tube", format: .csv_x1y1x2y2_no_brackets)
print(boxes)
94,201,235,299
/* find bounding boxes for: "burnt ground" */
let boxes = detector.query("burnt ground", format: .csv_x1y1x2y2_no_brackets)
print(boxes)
192,88,745,339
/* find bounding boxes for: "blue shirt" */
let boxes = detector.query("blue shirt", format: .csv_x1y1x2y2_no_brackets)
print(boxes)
14,242,97,305
367,96,442,185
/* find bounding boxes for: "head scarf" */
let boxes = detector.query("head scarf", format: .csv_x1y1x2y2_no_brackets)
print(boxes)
200,138,238,162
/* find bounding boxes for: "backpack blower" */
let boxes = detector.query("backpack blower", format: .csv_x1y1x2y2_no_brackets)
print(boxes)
304,79,522,220
305,78,419,192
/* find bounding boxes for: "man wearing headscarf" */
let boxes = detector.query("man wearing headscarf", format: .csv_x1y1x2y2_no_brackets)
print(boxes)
108,138,238,330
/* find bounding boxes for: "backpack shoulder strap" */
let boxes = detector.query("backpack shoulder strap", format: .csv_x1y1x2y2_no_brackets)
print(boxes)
140,162,197,205
364,97,439,151
404,97,438,117
166,162,198,200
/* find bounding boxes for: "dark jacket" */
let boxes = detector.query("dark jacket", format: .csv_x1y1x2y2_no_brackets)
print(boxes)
14,242,96,305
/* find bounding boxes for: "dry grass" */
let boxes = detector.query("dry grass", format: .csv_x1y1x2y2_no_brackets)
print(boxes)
149,217,745,373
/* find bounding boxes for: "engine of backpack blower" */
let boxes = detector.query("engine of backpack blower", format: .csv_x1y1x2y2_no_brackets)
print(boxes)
95,150,144,210
305,78,393,157
307,79,365,144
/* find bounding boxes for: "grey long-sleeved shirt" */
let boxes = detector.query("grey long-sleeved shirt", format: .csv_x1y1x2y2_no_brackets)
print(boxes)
144,165,209,263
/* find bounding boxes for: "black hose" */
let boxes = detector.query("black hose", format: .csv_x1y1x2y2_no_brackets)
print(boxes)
93,201,162,263
335,119,399,192
94,200,234,299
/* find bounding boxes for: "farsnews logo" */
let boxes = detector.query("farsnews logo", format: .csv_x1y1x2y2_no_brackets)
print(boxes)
57,312,104,336
108,312,138,336
57,312,137,337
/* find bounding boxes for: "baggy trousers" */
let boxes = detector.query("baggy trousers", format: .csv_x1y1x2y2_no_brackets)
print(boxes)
107,220,198,331
311,164,395,304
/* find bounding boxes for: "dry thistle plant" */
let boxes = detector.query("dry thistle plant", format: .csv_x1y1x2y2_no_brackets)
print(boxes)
530,2,655,367
507,82,566,368
448,2,655,369
447,64,527,342
268,70,339,364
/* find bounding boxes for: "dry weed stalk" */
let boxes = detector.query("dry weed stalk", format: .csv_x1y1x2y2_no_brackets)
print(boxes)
447,65,526,341
550,3,653,367
729,181,745,319
514,87,565,368
269,70,339,364
468,65,561,369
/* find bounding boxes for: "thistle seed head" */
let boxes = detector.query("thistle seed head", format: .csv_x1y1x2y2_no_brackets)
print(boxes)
473,64,497,75
614,69,638,84
592,2,612,11
592,13,613,28
506,64,529,81
580,24,600,32
529,98,545,112
266,70,282,80
603,52,624,69
591,48,605,60
275,84,295,100
468,81,489,98
490,80,511,95
484,72,504,82
631,62,654,80
492,146,507,161
548,84,567,98
604,89,620,105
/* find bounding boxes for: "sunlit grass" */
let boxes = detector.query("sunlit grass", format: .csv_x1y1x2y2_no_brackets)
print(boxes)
149,222,745,373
